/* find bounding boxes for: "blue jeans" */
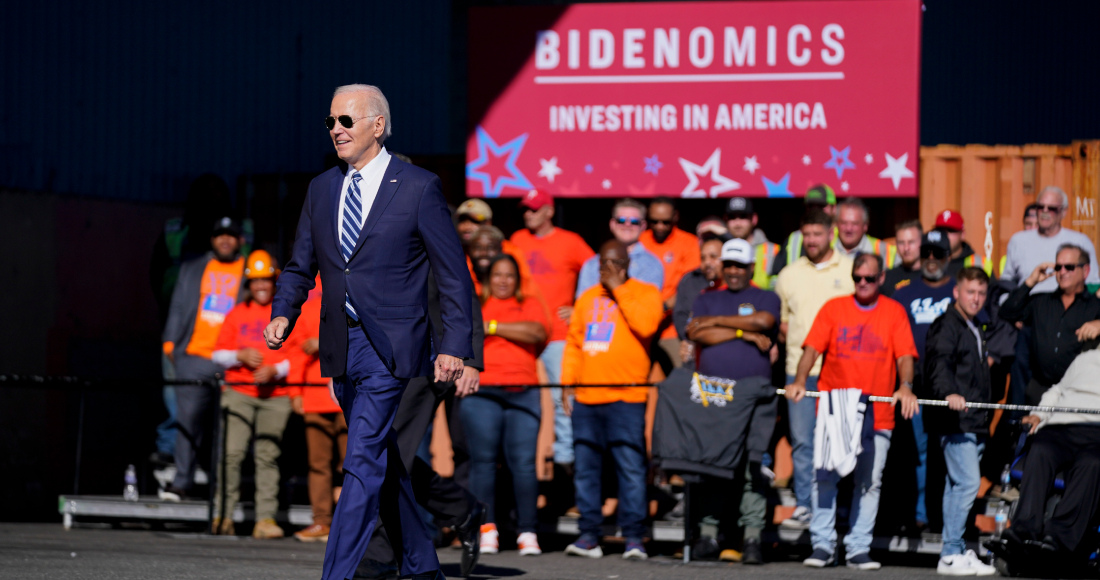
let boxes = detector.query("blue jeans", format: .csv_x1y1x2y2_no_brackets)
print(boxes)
912,410,928,525
572,401,648,539
459,391,541,533
940,433,985,556
811,430,892,557
787,374,819,510
540,340,574,464
156,385,178,456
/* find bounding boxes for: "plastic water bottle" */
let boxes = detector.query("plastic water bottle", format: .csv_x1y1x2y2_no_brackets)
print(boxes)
1000,464,1012,494
123,465,139,502
994,502,1009,540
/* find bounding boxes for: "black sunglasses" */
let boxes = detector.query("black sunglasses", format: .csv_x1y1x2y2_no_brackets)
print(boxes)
650,219,673,226
1037,204,1063,213
324,114,378,130
614,217,643,226
921,247,948,259
1053,262,1087,272
852,274,879,284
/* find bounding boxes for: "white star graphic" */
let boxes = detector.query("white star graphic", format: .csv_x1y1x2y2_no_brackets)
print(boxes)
537,157,562,184
864,153,874,165
841,181,850,192
601,179,611,190
742,155,760,175
678,148,740,198
802,155,811,166
878,152,915,191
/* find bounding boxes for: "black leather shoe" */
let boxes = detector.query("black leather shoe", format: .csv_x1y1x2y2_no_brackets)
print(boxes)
352,559,398,580
741,537,763,565
410,570,445,580
455,502,487,577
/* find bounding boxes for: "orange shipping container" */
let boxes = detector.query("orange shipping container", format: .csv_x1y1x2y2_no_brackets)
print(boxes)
919,141,1100,274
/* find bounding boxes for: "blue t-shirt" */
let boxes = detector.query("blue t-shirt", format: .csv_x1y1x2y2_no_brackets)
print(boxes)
691,286,781,381
892,277,956,361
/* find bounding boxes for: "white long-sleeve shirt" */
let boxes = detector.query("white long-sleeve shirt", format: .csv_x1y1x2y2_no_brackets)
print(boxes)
1035,349,1100,429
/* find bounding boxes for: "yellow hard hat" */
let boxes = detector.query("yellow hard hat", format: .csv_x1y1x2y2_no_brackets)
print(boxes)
244,250,279,280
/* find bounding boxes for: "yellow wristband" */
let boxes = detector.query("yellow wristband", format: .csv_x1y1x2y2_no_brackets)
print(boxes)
488,320,498,335
736,328,743,338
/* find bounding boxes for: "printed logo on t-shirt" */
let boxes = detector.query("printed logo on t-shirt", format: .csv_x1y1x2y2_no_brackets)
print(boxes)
200,271,240,324
738,303,756,316
690,373,735,407
583,297,618,354
835,324,887,360
664,251,674,264
909,296,951,325
241,320,266,343
526,250,555,276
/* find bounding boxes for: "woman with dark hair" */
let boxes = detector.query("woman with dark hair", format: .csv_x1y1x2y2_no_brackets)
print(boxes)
461,253,549,556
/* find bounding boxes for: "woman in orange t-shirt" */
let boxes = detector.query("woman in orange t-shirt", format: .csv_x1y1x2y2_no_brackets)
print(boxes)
460,254,548,556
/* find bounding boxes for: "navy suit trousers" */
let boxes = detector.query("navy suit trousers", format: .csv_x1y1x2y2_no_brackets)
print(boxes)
321,326,438,580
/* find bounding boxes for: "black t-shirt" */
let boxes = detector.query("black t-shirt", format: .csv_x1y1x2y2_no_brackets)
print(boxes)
882,265,920,297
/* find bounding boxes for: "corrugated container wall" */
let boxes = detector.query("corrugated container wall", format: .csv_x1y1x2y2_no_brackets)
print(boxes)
0,0,456,203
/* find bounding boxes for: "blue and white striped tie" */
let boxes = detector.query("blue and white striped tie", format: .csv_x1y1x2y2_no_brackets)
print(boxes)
341,171,363,321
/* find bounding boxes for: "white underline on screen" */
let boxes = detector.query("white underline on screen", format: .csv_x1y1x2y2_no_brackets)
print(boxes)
533,71,845,84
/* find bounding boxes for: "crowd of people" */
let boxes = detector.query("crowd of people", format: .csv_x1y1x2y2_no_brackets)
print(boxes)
150,178,1100,574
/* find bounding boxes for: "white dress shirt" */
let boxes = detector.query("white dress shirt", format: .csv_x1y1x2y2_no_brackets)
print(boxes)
339,146,392,237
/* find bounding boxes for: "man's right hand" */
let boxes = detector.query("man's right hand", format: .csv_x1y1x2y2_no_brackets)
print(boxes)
557,305,574,322
264,317,289,349
237,348,264,369
1025,262,1055,288
561,387,575,416
784,381,807,403
1021,414,1042,434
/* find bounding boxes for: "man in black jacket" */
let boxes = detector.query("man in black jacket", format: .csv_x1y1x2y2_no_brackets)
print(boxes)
924,267,997,576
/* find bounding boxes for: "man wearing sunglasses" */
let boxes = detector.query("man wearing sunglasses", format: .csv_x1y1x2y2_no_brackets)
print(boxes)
266,84,472,580
640,197,699,375
575,199,664,300
1002,186,1100,294
1001,244,1100,406
786,253,919,570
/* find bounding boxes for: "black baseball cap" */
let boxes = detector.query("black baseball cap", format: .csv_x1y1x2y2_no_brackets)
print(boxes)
211,216,242,237
921,229,951,254
725,197,754,217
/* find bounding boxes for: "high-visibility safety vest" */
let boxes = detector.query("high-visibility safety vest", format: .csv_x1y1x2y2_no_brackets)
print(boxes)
998,255,1007,278
754,242,780,290
784,229,891,266
963,254,994,276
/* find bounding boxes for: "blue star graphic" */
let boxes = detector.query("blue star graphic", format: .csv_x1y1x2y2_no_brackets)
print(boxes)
584,164,593,173
823,146,856,180
465,126,533,197
643,154,663,176
762,173,794,197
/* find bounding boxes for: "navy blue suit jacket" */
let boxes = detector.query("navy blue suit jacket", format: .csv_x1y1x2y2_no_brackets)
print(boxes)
272,157,474,379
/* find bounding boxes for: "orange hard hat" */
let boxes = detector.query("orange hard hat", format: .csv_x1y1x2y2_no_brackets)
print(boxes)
244,250,279,280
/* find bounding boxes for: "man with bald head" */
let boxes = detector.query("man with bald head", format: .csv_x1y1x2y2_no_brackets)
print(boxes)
267,84,471,580
562,240,663,560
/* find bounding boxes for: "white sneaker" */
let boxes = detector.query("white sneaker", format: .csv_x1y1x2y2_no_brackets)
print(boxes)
963,550,997,576
517,532,541,556
479,524,499,555
194,466,208,486
781,506,812,530
938,554,978,576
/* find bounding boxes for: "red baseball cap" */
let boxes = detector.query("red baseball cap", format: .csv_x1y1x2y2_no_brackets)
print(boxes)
519,189,553,211
935,209,964,231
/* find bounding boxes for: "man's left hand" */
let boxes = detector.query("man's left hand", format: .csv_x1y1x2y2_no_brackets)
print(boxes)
685,316,717,335
455,366,480,397
945,394,967,411
1077,320,1100,341
435,354,464,383
253,365,277,384
894,386,919,419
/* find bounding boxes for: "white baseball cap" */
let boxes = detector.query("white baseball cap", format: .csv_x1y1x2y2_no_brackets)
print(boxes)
721,238,754,264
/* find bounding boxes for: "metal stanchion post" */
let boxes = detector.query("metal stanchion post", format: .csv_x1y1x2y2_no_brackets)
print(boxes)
73,391,86,496
205,377,226,534
218,379,229,531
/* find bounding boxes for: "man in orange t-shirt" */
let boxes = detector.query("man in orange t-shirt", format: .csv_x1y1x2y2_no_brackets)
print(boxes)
784,254,919,569
639,197,699,375
509,189,595,466
561,241,663,560
160,217,246,502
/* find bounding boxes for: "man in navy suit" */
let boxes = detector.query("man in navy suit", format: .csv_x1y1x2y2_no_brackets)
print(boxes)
265,84,472,580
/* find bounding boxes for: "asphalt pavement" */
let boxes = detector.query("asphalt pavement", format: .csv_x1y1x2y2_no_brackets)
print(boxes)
0,522,952,580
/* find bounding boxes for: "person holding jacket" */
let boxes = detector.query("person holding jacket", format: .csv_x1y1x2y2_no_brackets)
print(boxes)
210,250,301,539
460,254,549,557
923,267,998,576
562,240,663,561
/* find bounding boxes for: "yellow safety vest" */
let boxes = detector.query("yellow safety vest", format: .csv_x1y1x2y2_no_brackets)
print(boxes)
963,254,994,276
998,255,1007,278
754,242,780,290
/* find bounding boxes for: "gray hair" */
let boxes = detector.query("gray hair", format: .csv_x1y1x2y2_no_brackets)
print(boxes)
837,197,869,224
1039,185,1069,209
1057,243,1090,266
612,198,647,219
333,84,392,143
